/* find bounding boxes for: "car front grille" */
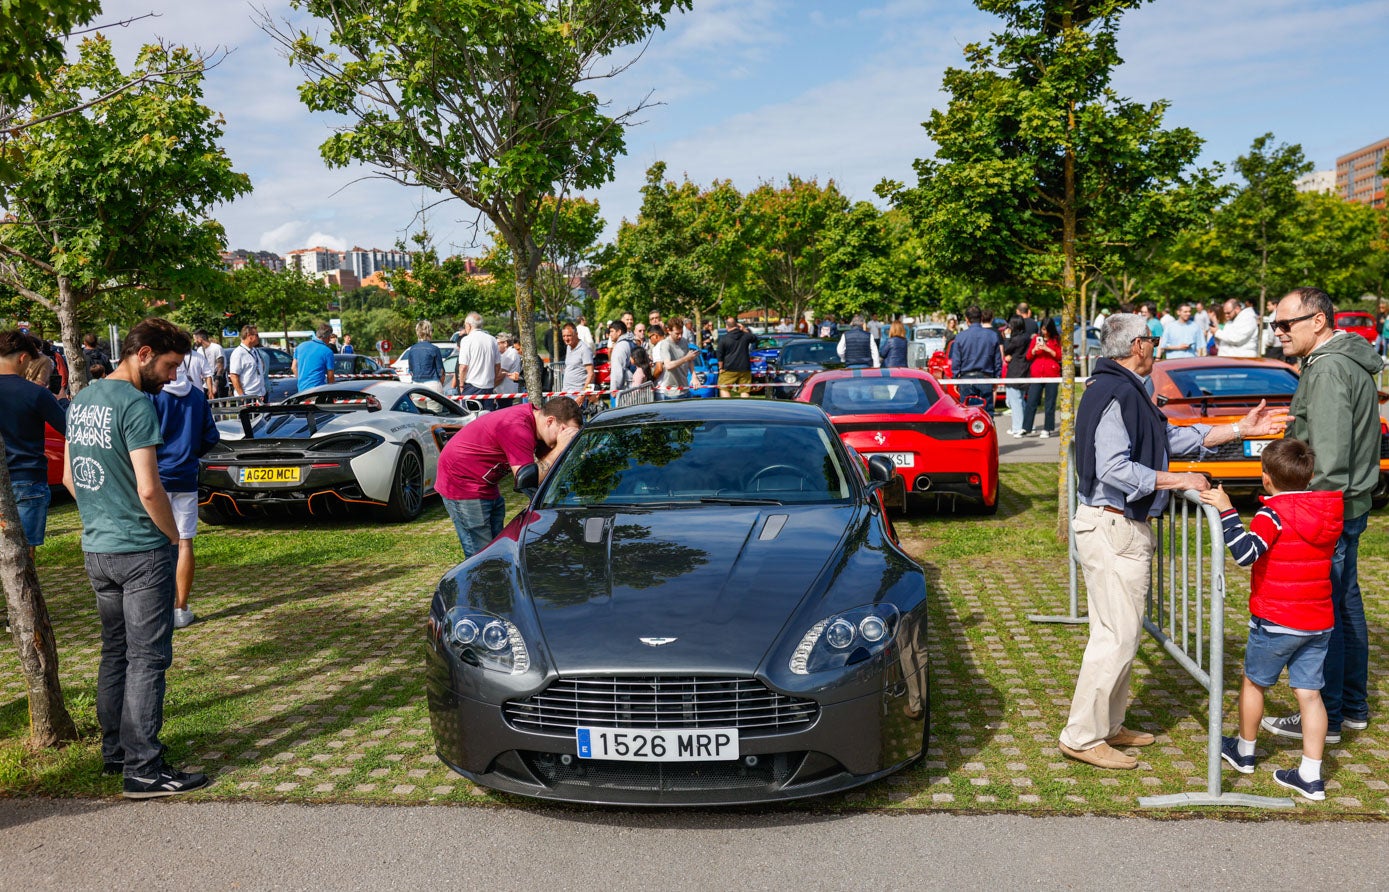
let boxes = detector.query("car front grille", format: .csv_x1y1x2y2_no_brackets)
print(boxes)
504,676,819,736
521,750,804,793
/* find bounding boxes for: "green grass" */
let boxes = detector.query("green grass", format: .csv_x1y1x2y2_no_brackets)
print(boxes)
2,469,1386,816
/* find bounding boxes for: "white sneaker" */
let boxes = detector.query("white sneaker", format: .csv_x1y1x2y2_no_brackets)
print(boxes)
1039,430,1051,439
173,608,196,629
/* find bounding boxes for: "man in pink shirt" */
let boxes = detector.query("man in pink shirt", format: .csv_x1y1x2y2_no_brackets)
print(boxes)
436,397,583,556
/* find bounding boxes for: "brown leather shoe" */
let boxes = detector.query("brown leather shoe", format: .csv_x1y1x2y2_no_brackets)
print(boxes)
1059,742,1138,770
1106,726,1156,747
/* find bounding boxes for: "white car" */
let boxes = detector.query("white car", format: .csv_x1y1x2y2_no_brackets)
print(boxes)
392,341,459,383
199,380,478,523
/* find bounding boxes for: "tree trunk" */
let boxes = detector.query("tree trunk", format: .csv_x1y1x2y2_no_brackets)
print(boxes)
57,277,89,397
1057,103,1079,540
0,434,79,748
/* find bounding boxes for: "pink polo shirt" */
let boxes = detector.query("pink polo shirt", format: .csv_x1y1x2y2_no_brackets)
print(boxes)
436,403,540,500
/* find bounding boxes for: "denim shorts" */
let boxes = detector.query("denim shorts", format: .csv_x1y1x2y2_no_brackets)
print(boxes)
13,479,52,547
1244,620,1332,690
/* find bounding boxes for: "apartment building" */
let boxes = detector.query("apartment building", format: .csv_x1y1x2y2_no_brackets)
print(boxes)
1336,137,1388,207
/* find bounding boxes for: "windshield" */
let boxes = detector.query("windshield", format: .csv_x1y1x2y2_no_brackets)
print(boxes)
540,420,854,508
780,341,838,364
808,377,938,416
1338,314,1375,328
1164,366,1298,399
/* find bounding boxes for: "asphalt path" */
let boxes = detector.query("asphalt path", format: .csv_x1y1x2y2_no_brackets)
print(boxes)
3,799,1387,890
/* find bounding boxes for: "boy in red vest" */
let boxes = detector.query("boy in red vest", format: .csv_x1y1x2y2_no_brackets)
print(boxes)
1201,438,1343,801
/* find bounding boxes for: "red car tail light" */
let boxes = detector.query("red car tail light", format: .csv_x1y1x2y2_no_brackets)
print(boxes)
967,417,989,437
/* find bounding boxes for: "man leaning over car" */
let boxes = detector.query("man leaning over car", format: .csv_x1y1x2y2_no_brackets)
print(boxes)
1059,313,1285,770
435,397,583,558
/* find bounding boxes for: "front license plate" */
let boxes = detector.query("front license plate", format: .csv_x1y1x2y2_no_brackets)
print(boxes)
575,727,740,762
866,452,915,468
1243,440,1269,458
239,466,301,484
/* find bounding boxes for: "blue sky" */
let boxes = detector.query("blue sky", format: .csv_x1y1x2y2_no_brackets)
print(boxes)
87,0,1389,258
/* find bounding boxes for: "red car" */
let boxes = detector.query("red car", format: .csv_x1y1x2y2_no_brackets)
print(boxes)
794,367,1000,513
1334,311,1377,344
45,425,65,486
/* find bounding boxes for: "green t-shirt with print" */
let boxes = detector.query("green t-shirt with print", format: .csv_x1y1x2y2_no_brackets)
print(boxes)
66,379,168,554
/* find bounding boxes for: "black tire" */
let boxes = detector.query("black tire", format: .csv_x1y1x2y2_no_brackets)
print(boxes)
382,445,425,522
976,494,1000,515
1372,474,1389,510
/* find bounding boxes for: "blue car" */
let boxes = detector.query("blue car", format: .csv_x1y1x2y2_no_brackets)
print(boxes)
750,333,806,383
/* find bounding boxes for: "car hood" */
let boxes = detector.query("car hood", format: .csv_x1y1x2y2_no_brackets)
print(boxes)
519,505,854,672
217,410,385,441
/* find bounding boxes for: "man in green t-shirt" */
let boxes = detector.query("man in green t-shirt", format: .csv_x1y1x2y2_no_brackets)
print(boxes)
63,317,210,799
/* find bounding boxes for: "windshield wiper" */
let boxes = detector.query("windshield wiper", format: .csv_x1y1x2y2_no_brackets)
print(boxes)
696,496,784,506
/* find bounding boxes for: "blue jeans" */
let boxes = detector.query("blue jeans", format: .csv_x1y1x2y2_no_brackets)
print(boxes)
443,496,506,558
1023,381,1058,433
958,374,994,416
13,479,52,547
1004,385,1027,433
1323,511,1369,730
85,545,177,777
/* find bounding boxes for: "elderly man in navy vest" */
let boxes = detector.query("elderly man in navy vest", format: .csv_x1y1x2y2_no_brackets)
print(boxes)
1058,313,1285,770
836,315,880,368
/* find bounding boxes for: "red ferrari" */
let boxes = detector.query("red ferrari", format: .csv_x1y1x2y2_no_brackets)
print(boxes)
794,367,1000,513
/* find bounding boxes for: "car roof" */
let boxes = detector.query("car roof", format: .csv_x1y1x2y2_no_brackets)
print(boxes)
809,367,938,383
588,397,830,428
1150,356,1297,374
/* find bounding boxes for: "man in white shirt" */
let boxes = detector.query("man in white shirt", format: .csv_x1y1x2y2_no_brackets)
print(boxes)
180,348,211,393
194,329,224,396
455,311,502,397
649,325,695,394
575,315,594,348
495,332,522,394
1213,298,1261,358
227,325,266,398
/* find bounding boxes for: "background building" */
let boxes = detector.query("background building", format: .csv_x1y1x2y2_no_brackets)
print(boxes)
1294,169,1336,194
1337,137,1387,207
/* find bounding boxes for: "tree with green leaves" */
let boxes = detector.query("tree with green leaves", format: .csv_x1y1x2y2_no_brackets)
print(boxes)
0,36,251,394
386,235,513,332
739,176,851,325
0,0,101,137
882,0,1213,532
1226,133,1313,336
267,0,689,400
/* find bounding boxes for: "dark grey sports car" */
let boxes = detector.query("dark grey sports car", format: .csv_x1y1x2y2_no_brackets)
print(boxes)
424,399,929,805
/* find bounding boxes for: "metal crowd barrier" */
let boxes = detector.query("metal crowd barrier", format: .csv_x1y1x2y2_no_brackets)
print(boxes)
208,394,263,420
1138,492,1292,809
1050,446,1292,808
613,382,656,408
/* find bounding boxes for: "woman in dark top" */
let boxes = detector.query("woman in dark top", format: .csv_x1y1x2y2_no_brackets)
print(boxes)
1002,316,1032,437
882,320,909,368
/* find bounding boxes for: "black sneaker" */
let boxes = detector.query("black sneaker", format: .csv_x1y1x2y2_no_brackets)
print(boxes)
1261,714,1340,745
122,764,210,799
1219,736,1255,774
1273,767,1325,802
1343,714,1370,731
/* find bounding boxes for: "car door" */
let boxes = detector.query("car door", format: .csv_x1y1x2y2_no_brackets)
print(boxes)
399,389,470,484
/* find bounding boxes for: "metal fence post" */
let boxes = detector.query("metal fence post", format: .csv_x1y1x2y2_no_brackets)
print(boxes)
1137,490,1293,809
1030,442,1087,624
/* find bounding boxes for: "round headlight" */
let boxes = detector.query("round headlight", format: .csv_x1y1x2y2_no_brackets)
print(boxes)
481,621,510,651
826,618,856,649
782,372,799,384
859,615,887,643
452,619,478,645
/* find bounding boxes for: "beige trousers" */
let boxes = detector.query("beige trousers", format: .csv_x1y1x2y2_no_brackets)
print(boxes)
1059,503,1156,751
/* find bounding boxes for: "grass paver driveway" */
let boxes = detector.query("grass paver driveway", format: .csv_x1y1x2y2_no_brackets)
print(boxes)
2,464,1385,815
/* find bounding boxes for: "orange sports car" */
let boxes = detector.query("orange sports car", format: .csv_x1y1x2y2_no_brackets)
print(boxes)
1152,356,1389,507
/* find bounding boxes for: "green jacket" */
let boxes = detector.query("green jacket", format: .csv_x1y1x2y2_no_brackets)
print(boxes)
1286,330,1382,518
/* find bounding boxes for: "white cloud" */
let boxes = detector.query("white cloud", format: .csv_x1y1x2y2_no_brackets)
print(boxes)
304,232,348,252
257,220,304,252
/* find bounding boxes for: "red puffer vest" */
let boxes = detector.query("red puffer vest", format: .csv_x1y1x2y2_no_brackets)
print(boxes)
1250,490,1343,631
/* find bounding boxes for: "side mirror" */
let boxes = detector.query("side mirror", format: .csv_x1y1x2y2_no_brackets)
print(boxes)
514,462,540,498
867,454,895,484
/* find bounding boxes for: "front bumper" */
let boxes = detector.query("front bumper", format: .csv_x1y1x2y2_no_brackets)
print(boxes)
424,648,927,806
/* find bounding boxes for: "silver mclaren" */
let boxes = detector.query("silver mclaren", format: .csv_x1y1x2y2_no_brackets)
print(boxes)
199,380,478,523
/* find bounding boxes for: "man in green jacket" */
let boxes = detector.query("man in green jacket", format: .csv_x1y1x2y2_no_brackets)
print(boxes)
1262,286,1381,746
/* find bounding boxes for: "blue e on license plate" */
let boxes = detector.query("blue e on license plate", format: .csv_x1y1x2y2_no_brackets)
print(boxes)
575,727,739,762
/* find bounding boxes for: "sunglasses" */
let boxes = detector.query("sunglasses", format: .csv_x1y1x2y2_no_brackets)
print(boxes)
1272,312,1319,334
1131,335,1159,346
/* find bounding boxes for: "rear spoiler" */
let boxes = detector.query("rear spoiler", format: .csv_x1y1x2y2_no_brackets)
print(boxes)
237,394,381,437
1155,392,1290,410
